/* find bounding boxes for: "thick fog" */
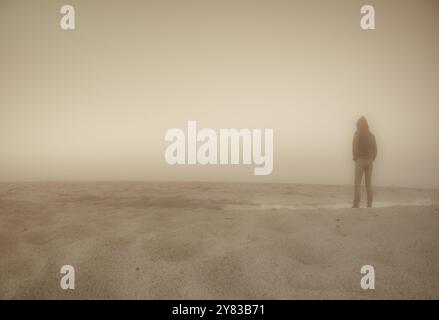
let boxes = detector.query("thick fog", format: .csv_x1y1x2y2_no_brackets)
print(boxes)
1,0,438,188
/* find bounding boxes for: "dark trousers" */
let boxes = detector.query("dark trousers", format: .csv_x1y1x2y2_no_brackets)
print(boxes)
354,157,374,207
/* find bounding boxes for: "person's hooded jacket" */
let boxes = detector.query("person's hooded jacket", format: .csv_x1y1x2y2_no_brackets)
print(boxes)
352,116,377,161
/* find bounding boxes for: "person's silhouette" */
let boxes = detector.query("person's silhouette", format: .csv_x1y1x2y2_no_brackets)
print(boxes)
352,116,377,208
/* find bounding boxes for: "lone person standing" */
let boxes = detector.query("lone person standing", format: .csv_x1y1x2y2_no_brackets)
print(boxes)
352,116,377,208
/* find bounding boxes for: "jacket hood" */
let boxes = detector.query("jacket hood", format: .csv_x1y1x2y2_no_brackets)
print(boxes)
356,116,369,131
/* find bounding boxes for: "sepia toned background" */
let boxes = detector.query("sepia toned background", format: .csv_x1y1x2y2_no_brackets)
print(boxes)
0,0,438,188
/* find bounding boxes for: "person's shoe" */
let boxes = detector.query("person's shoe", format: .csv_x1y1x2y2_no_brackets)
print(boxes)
352,204,359,208
367,204,372,208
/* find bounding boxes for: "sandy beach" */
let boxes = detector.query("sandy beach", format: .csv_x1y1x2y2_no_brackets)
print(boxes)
0,181,438,299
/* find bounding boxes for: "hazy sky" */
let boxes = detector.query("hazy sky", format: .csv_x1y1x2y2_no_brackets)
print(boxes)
1,0,438,188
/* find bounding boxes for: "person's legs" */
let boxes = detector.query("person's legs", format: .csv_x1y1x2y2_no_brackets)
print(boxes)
353,160,364,208
365,160,374,207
